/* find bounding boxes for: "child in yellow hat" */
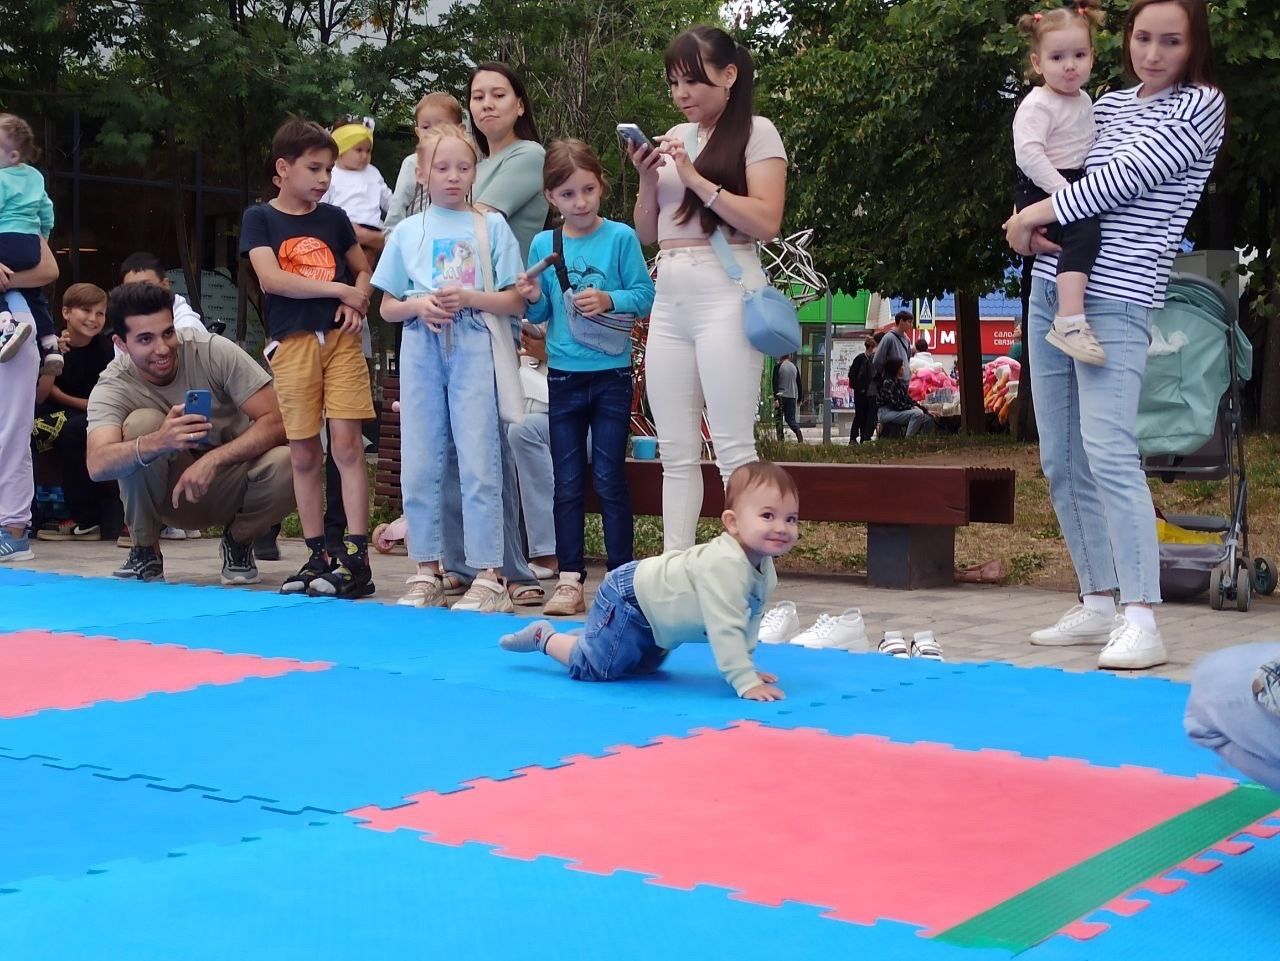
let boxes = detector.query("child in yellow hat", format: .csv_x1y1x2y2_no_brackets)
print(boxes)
322,119,393,267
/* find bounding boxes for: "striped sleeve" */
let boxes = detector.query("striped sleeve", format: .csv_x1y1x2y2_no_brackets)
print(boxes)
1052,86,1225,225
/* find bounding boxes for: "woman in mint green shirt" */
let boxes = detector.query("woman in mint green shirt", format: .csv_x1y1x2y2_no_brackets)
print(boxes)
468,62,549,261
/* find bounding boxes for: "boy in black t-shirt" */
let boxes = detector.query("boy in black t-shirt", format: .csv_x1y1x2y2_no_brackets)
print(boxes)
33,283,119,540
240,118,375,598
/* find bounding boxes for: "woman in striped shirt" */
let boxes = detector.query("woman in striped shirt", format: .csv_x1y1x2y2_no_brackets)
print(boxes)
1003,0,1225,671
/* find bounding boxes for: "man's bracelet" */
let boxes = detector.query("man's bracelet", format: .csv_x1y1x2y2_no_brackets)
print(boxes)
135,436,156,469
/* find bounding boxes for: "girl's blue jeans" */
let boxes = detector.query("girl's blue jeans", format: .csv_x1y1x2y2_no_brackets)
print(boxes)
399,314,504,569
547,366,635,576
1028,277,1161,604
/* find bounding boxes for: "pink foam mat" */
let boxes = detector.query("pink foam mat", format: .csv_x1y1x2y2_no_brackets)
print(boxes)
0,631,331,717
352,722,1235,933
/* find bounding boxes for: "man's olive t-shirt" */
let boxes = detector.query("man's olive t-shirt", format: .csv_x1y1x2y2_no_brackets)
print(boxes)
87,327,271,447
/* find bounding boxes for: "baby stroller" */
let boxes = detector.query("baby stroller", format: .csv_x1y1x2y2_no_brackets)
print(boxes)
1137,273,1274,611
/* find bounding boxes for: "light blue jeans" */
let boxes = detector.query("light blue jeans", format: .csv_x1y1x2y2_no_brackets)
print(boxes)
399,315,504,569
507,411,556,559
1028,277,1160,604
1185,643,1280,792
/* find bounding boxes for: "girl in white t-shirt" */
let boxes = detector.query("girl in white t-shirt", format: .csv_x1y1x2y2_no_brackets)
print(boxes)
628,25,787,551
372,125,526,612
1013,1,1105,366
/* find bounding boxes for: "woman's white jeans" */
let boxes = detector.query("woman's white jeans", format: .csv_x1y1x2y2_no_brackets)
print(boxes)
645,245,764,551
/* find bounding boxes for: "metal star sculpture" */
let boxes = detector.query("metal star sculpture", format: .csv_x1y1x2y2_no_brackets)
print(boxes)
759,229,827,307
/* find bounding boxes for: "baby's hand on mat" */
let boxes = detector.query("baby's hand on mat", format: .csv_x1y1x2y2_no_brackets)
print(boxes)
742,681,785,702
756,670,779,684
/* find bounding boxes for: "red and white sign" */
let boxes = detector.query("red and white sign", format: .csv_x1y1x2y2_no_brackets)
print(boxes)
915,320,1018,357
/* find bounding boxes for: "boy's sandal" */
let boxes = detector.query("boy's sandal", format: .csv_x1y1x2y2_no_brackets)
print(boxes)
509,582,546,607
910,634,945,661
440,571,469,596
877,635,909,658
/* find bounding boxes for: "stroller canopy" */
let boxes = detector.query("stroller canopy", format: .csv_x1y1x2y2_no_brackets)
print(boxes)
1137,274,1252,458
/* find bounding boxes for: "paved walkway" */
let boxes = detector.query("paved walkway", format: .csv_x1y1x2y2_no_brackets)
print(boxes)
15,537,1280,682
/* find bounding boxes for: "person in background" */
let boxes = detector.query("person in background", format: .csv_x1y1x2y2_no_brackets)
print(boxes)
848,335,876,445
877,357,936,437
33,283,119,542
385,92,465,236
872,310,915,390
773,353,803,443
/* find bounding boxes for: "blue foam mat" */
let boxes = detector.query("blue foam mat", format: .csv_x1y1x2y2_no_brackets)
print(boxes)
0,572,313,633
0,821,1012,961
1020,820,1280,961
0,756,323,889
0,668,713,811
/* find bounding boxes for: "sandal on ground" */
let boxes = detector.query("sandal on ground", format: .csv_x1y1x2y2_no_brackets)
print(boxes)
440,571,469,596
910,631,944,661
508,582,546,607
878,631,909,658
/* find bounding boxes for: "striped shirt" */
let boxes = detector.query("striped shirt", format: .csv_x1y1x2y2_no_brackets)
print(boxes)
1033,83,1225,309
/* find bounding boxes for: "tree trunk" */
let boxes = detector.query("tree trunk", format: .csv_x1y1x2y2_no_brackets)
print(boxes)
161,71,202,316
955,290,985,433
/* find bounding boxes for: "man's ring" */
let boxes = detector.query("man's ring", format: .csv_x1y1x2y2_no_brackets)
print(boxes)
187,432,196,441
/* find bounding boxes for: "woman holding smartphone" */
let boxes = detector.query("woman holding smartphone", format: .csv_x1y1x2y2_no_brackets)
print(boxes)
629,25,787,551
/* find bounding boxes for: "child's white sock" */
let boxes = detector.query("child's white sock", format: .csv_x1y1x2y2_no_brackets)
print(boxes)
1082,592,1116,616
39,334,58,351
1123,605,1158,634
1054,313,1087,331
500,619,555,653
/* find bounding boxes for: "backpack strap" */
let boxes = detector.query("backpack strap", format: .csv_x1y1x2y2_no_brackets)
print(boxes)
552,226,572,293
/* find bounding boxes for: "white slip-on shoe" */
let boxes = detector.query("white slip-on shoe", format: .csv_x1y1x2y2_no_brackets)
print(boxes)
1030,604,1118,646
791,608,868,652
759,601,800,644
1098,619,1168,671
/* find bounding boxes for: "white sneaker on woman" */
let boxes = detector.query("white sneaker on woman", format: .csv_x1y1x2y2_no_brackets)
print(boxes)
1098,619,1168,670
1029,604,1118,646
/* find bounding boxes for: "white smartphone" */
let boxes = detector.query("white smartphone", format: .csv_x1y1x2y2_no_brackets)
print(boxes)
616,123,653,151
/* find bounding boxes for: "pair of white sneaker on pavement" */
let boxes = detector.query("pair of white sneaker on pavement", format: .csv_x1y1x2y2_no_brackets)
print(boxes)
761,602,866,650
1031,603,1167,670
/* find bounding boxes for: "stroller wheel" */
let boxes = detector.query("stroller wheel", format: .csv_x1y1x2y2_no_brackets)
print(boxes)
1236,568,1253,612
1255,557,1277,596
1209,566,1226,610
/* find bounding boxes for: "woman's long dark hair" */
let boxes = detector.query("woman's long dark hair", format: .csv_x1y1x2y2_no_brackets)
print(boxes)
665,26,756,234
467,61,542,157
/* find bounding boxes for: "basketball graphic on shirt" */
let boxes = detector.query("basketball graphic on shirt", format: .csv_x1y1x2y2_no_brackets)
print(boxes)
278,236,337,281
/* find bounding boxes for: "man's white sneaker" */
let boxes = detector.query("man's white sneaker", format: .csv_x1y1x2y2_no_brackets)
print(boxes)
1098,619,1168,671
759,601,800,643
791,608,868,652
1029,604,1117,646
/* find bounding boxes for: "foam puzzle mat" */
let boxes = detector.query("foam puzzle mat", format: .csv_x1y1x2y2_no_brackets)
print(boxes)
1,568,1275,959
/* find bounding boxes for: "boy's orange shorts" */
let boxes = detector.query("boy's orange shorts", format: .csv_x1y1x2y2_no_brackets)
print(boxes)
267,330,374,441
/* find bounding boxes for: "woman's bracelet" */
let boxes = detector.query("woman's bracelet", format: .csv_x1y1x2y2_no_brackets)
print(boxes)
704,184,724,209
634,194,652,215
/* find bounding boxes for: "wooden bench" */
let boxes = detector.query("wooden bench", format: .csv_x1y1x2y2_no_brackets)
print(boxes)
375,376,1017,590
587,460,1015,590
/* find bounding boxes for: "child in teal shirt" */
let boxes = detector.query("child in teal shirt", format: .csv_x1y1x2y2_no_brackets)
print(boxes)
0,114,59,375
515,139,654,617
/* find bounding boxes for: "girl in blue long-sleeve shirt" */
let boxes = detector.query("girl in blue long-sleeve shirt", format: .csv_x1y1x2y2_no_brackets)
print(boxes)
516,139,655,616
